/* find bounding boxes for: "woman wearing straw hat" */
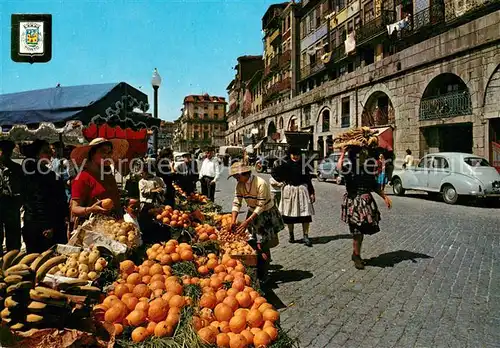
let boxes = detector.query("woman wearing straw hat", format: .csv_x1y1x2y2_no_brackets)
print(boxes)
70,138,129,227
229,162,284,284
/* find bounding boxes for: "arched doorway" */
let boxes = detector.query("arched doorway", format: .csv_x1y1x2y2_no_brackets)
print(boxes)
321,109,331,132
419,73,473,154
267,121,277,137
361,91,394,127
288,117,298,131
278,117,284,130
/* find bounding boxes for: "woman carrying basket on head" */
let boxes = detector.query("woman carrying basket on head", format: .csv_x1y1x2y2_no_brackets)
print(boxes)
229,162,284,285
336,131,392,270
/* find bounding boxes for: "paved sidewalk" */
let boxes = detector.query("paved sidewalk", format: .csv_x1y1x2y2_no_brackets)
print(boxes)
216,173,500,348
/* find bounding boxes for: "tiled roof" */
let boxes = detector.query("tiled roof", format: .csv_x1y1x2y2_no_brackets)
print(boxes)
184,94,227,104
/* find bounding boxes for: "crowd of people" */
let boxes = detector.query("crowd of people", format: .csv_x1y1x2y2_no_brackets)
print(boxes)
0,136,396,285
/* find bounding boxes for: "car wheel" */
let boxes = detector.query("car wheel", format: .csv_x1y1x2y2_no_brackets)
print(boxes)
392,178,405,196
335,176,343,185
442,184,459,205
317,173,326,182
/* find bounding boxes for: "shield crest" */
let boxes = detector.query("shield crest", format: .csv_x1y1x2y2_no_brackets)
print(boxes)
25,28,39,46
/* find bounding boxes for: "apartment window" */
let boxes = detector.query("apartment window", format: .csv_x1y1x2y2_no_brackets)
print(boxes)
194,131,199,140
341,97,350,128
203,131,209,139
214,105,218,110
354,16,361,30
194,112,199,118
364,1,374,22
348,21,353,34
316,8,321,27
204,113,209,118
322,109,330,132
214,114,218,120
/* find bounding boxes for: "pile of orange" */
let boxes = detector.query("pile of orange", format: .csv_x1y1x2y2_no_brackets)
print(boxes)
155,206,192,229
187,192,208,204
194,223,218,242
145,240,194,265
93,258,192,342
193,254,280,347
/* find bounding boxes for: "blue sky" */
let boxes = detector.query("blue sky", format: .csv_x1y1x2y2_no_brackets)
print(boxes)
0,0,276,121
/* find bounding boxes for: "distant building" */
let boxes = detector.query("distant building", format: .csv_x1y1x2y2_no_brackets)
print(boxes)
174,94,227,151
158,121,175,149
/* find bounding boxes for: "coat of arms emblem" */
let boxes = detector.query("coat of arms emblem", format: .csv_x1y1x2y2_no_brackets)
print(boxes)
19,21,44,55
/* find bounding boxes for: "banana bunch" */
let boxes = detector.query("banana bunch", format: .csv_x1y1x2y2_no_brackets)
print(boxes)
333,126,379,149
0,249,103,331
49,247,107,281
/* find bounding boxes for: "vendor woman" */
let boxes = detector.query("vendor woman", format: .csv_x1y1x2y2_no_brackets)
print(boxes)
70,138,128,227
229,162,284,284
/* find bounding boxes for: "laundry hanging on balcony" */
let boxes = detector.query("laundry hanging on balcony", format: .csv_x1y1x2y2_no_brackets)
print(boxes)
321,52,332,64
344,32,356,54
387,15,411,35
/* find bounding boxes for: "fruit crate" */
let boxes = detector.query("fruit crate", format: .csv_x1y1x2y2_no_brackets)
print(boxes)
229,253,257,267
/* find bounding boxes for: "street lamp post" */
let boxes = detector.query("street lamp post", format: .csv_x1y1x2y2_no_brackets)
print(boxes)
151,68,162,156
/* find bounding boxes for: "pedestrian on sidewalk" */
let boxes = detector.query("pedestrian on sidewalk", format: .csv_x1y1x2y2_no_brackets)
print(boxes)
199,147,220,201
376,153,387,192
337,146,392,270
0,140,23,254
271,146,315,247
229,162,284,284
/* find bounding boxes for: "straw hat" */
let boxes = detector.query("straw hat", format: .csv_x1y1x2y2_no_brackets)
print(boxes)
228,162,252,179
70,138,129,166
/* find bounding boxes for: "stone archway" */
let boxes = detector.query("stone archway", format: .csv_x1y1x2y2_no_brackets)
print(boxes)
267,121,277,137
361,91,395,127
315,107,333,133
419,73,472,121
484,64,500,118
287,116,298,131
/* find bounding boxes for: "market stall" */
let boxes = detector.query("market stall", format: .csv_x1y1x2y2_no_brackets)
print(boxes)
0,188,298,348
0,82,159,157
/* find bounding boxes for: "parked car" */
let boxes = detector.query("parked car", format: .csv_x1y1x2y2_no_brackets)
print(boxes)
391,152,500,204
218,146,244,166
317,153,344,184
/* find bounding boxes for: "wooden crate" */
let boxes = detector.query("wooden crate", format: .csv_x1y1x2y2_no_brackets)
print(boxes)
230,253,257,267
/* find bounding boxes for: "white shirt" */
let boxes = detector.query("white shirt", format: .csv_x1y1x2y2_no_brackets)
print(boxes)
404,155,414,167
139,176,166,203
199,157,221,181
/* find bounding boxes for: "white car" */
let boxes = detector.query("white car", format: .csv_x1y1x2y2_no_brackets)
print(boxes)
391,152,500,204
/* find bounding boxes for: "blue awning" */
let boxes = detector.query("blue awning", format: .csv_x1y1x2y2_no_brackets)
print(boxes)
0,82,159,130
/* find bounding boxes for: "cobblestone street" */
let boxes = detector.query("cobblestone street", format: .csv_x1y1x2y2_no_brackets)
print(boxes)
214,173,500,348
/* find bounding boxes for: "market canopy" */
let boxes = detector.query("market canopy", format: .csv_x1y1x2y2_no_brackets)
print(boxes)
0,82,159,131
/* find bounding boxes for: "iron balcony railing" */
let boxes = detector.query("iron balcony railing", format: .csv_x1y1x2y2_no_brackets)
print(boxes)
419,91,472,120
357,10,396,45
279,50,291,68
401,3,445,38
263,77,291,103
300,61,325,80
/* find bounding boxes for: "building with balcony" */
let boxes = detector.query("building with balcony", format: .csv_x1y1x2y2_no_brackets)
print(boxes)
226,1,500,165
262,2,295,110
226,56,264,144
175,94,227,151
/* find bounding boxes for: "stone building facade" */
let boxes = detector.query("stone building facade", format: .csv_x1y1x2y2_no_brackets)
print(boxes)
175,94,227,152
226,3,500,168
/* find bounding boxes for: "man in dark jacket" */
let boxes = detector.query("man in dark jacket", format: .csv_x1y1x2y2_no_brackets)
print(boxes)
0,140,23,254
174,153,198,195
